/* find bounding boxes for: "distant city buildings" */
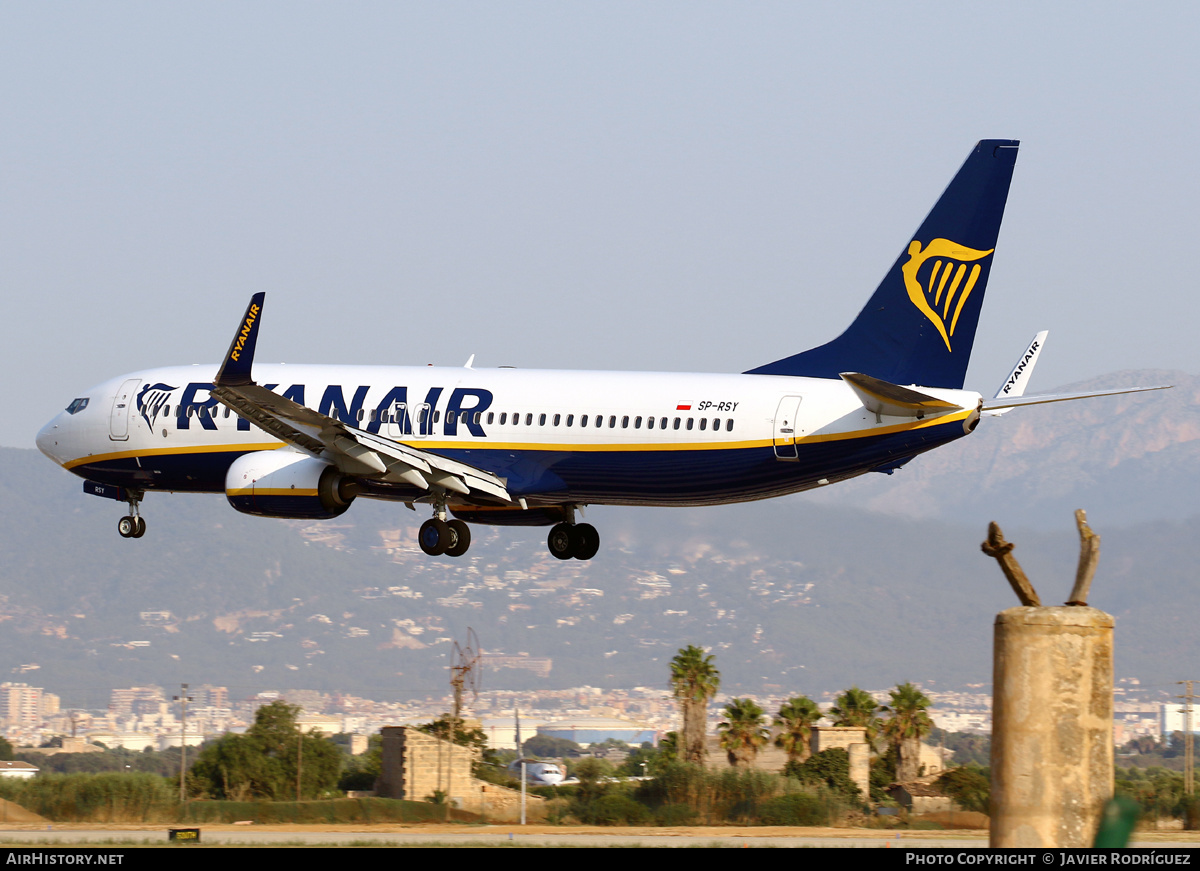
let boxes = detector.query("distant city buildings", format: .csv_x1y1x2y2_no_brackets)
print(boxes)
0,682,57,729
0,676,1180,752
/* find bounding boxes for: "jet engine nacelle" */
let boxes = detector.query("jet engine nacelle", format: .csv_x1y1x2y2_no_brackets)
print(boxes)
225,450,356,519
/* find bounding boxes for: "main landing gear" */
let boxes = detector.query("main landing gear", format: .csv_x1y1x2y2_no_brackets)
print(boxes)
547,520,600,561
417,494,471,557
418,517,471,557
117,490,146,539
414,498,599,560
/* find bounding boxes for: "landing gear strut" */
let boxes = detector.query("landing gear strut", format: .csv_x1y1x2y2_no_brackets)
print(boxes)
547,507,599,561
117,490,146,539
417,495,471,557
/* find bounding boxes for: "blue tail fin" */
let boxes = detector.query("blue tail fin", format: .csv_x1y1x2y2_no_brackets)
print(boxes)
746,140,1019,388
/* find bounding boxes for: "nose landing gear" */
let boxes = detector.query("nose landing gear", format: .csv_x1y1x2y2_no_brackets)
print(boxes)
117,491,146,539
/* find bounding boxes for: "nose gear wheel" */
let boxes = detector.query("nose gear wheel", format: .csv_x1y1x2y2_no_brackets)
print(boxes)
117,491,146,539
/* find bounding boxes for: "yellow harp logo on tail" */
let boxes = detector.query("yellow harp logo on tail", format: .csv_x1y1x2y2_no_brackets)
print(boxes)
901,239,993,352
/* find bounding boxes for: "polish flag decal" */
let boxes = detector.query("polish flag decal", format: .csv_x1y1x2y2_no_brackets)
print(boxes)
676,402,692,411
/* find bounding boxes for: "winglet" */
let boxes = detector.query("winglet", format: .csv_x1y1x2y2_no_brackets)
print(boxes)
994,330,1048,400
987,330,1048,417
215,293,266,387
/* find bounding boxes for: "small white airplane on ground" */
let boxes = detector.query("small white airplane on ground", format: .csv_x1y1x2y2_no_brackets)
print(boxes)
507,759,568,787
36,140,1167,560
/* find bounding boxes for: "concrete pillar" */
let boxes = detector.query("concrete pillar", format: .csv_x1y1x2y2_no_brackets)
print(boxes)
812,726,871,801
848,743,871,803
376,726,481,807
991,606,1114,847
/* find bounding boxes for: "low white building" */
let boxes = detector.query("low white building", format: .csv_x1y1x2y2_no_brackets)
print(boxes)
0,761,38,780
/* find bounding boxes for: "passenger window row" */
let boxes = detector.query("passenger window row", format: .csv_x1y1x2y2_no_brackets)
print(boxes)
161,404,736,434
482,411,735,433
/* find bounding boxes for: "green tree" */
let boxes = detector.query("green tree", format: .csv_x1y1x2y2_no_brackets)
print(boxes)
829,686,881,743
615,743,665,778
669,645,720,764
337,733,382,792
0,737,14,761
882,682,934,782
717,698,769,769
1116,765,1188,821
930,728,990,767
936,765,990,814
570,757,615,803
189,700,341,800
189,733,274,801
523,734,582,759
1123,735,1163,756
658,731,680,761
788,747,862,802
588,738,631,754
773,696,822,767
417,716,488,752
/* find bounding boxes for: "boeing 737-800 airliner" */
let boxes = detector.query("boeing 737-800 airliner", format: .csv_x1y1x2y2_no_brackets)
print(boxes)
36,140,1165,560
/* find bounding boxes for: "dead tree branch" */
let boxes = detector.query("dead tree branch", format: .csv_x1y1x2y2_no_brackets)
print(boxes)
1066,509,1100,606
981,521,1041,606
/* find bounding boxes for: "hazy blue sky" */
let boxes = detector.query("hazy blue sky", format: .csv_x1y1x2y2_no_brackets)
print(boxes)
4,2,1197,448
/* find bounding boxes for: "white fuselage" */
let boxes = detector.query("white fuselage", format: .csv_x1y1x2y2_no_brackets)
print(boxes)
38,363,981,508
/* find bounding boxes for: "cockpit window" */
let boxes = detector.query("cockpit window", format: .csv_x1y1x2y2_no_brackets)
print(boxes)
66,398,89,415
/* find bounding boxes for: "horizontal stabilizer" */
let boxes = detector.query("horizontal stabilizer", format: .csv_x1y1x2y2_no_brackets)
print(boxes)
982,384,1171,414
840,372,964,418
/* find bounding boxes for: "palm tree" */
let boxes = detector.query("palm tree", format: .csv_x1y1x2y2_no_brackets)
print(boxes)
882,682,934,782
669,645,720,764
718,698,769,768
829,686,882,743
774,695,822,767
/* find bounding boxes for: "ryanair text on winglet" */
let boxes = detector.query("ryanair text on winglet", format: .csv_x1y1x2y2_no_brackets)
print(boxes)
1000,338,1041,395
229,304,260,362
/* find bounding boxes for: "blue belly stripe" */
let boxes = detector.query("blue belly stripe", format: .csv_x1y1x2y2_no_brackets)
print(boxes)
67,418,967,509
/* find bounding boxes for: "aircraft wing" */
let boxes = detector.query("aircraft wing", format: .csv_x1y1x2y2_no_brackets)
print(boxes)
209,294,512,504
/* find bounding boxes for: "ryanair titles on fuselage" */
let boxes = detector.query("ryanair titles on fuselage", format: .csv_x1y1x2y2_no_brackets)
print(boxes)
139,381,494,437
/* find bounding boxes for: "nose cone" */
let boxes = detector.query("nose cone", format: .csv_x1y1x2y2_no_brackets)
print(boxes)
36,414,68,466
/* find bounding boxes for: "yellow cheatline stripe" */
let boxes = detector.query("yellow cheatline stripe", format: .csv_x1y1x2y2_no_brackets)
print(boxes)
63,442,284,470
414,437,772,452
65,410,972,468
456,505,563,515
800,410,972,443
413,410,971,452
227,488,318,497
